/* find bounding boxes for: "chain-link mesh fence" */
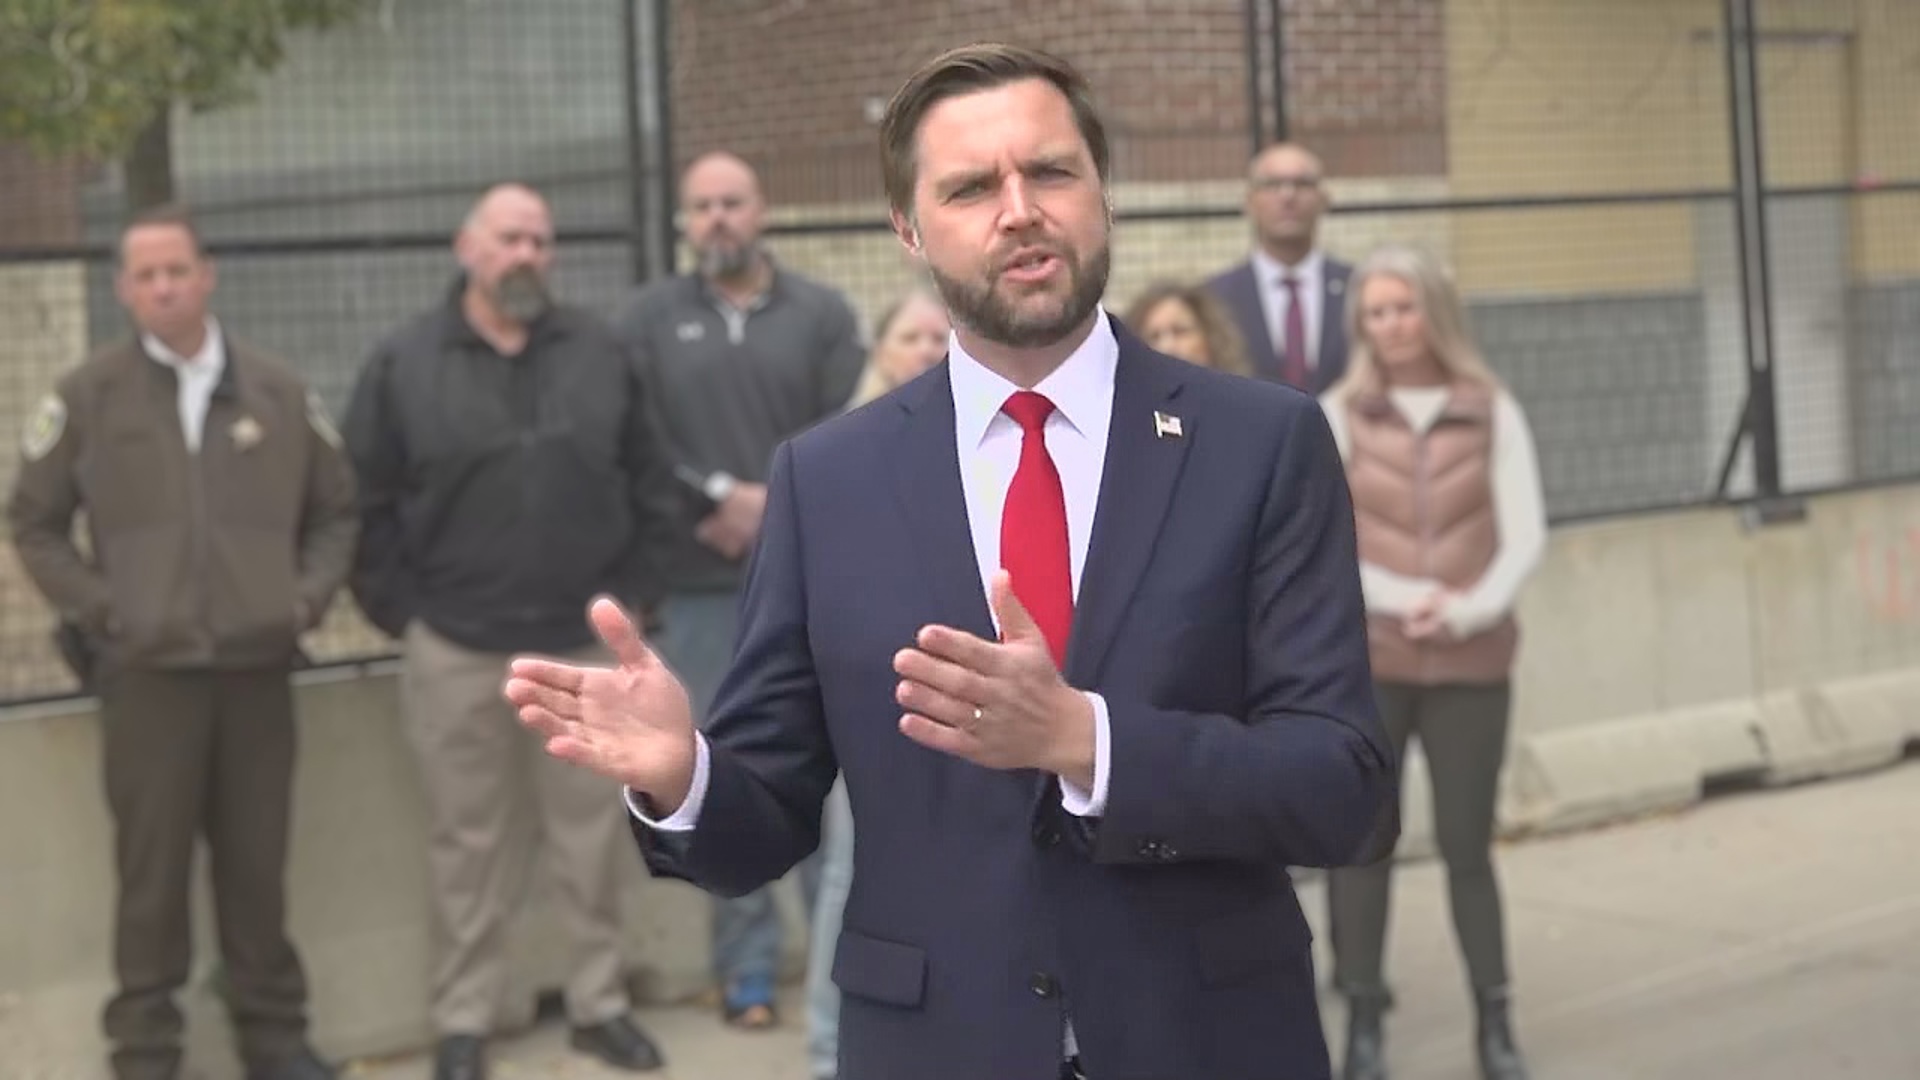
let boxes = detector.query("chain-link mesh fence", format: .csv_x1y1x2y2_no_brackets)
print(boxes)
1,0,1915,703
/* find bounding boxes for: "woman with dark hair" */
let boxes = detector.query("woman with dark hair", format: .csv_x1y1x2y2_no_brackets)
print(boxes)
1123,281,1253,376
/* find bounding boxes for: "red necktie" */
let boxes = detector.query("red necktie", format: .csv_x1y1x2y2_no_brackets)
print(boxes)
999,390,1073,670
1281,274,1309,389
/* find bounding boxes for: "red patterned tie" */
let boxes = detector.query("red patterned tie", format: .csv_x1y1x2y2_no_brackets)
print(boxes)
1281,274,1309,389
999,390,1073,669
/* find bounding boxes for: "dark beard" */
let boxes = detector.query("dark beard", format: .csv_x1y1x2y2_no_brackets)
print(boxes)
698,235,760,280
929,239,1110,350
492,264,552,323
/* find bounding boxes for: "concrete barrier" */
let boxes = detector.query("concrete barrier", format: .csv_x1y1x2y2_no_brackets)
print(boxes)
1481,485,1920,840
0,665,812,1076
5,481,1920,1072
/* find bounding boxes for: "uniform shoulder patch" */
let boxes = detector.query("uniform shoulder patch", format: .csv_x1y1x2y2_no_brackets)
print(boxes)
21,393,67,462
306,390,343,450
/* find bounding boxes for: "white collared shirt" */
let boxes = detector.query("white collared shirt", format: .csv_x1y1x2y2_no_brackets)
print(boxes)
945,310,1116,817
1251,247,1326,369
142,317,226,453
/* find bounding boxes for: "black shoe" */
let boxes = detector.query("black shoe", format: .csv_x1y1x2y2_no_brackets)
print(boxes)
112,1049,183,1080
245,1047,336,1080
1341,989,1391,1080
569,1015,665,1072
433,1036,486,1080
1474,986,1532,1080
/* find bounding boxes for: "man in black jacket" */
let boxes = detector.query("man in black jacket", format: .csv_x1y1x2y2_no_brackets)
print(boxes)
340,183,676,1080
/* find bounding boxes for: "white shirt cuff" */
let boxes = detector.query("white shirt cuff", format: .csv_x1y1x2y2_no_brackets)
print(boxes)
1059,691,1110,818
623,732,711,832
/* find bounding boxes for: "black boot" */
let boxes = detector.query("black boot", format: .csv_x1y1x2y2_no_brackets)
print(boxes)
1473,985,1531,1080
1340,989,1391,1080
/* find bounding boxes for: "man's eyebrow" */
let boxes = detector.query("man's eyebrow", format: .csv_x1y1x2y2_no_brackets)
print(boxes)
933,166,996,192
1024,151,1081,170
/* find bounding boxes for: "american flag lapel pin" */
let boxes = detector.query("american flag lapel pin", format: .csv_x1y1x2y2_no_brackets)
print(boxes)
1153,411,1183,439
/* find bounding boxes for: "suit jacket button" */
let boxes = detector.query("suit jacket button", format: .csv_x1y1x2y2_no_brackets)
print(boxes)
1029,972,1059,999
1034,824,1062,849
1136,839,1160,859
1159,843,1179,860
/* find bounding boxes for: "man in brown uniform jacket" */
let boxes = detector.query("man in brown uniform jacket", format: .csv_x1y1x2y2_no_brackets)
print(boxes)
5,204,357,1080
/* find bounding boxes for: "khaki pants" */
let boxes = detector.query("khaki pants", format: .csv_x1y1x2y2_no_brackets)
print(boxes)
400,620,631,1036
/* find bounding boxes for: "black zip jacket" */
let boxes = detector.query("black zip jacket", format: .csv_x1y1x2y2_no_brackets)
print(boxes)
342,281,677,653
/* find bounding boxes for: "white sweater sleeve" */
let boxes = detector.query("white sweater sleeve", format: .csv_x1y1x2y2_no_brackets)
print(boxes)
1443,391,1548,639
1320,394,1447,619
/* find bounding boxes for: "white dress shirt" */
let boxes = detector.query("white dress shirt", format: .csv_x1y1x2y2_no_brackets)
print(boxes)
1321,385,1547,638
627,311,1125,1060
1251,247,1326,370
141,317,226,453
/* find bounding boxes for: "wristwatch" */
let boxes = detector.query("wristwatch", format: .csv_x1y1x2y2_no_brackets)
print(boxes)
704,471,737,503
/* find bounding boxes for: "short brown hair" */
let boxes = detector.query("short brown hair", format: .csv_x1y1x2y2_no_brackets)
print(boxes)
118,202,206,263
878,43,1111,216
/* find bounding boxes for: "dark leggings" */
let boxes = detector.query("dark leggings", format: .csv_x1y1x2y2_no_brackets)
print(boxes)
1328,680,1514,1000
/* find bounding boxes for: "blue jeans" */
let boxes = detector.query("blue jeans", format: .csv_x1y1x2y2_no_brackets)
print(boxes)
806,778,854,1078
653,592,818,999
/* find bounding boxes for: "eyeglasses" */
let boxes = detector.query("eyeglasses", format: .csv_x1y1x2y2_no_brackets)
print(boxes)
1251,175,1321,193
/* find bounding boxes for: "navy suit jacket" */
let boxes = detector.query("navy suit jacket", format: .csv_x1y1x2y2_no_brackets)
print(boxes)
1206,257,1354,393
634,320,1396,1080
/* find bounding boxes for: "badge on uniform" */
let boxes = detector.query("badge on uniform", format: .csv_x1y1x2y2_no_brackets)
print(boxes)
21,393,67,462
230,415,264,452
1153,410,1184,439
305,390,343,450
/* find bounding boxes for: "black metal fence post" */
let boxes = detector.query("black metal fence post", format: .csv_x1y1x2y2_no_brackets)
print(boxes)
1244,0,1266,155
624,0,677,285
1268,0,1289,144
1721,0,1785,502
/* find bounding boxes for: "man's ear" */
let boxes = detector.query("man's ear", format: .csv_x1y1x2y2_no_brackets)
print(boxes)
889,208,921,256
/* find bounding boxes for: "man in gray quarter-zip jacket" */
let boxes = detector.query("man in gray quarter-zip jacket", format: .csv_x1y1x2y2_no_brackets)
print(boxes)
7,203,355,1080
611,151,866,1032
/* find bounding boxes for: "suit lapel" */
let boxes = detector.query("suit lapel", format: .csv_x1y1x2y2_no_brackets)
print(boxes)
1228,263,1279,380
1319,262,1350,388
892,364,996,641
1064,329,1192,687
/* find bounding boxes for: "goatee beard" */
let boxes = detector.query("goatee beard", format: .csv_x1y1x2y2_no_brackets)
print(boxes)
698,237,761,281
492,265,552,324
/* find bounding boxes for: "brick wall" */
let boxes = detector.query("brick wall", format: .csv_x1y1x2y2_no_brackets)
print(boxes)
669,0,1446,208
1279,0,1447,177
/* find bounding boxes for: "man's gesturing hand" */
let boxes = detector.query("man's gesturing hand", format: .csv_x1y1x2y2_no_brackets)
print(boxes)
893,570,1096,790
503,596,699,814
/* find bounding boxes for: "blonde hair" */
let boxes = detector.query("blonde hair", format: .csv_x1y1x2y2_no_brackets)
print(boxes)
847,287,947,408
1325,243,1504,404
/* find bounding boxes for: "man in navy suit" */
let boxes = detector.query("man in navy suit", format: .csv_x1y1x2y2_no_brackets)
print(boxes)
1207,142,1354,392
505,43,1395,1080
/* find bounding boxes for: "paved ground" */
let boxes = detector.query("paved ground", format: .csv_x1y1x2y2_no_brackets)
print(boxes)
339,758,1919,1080
18,758,1920,1079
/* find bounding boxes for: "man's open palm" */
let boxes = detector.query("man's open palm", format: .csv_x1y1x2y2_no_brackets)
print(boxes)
504,597,699,812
